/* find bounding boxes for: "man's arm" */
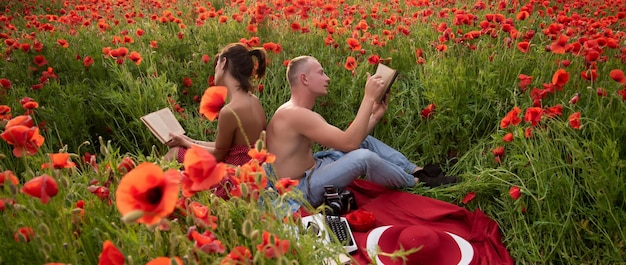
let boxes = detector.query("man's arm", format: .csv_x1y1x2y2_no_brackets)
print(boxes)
291,74,387,152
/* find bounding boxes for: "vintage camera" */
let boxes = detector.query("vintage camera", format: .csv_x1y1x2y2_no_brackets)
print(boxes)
323,185,357,216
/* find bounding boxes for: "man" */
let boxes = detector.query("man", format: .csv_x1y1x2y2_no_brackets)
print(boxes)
266,56,456,207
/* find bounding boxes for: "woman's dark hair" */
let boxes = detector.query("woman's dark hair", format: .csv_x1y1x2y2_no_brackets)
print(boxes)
215,43,267,93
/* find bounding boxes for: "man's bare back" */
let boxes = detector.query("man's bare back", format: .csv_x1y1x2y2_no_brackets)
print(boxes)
266,101,317,180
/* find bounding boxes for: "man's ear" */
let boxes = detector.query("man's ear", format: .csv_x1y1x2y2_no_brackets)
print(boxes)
300,73,308,84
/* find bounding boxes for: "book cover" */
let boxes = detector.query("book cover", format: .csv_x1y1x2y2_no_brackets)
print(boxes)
140,108,185,144
374,63,399,102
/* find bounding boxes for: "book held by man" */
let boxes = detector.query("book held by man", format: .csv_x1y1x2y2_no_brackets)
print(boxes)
140,108,185,144
374,63,399,103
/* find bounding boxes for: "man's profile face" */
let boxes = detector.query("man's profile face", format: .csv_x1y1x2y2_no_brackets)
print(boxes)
305,59,330,96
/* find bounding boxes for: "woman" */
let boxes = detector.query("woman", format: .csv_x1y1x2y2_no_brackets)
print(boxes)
164,43,267,166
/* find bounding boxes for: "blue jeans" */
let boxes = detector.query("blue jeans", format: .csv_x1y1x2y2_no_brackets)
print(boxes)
297,135,417,207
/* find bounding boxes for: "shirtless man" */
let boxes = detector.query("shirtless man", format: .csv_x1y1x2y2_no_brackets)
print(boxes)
266,56,457,207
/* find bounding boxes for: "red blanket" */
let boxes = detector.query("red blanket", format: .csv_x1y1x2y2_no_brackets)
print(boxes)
345,179,514,265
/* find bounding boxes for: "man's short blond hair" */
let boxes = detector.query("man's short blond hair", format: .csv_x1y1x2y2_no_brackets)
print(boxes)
286,56,316,87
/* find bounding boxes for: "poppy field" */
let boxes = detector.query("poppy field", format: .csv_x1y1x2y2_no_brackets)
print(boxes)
1,0,625,264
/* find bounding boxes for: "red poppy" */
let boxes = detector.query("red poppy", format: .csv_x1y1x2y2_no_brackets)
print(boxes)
0,105,11,120
88,185,111,204
502,133,514,142
0,78,11,89
524,107,543,127
41,153,77,169
189,228,226,254
517,41,530,53
34,55,48,66
367,55,380,65
5,115,34,129
117,156,136,173
549,35,570,54
1,125,45,157
21,174,59,204
199,86,227,121
507,186,522,201
83,56,94,67
275,178,299,195
146,257,183,265
344,56,357,71
609,69,626,84
420,103,436,119
559,59,571,67
248,142,276,163
518,74,533,92
220,246,252,265
0,170,19,186
256,230,290,259
543,104,563,118
500,106,522,129
150,40,158,49
551,69,569,87
569,93,580,104
13,227,35,243
492,146,504,164
115,162,181,225
346,38,361,51
98,240,125,265
568,112,581,129
580,69,598,82
182,146,227,196
135,29,145,37
129,51,142,65
189,201,218,230
183,77,193,87
596,87,607,97
617,88,626,101
436,44,447,52
461,191,476,204
57,39,69,48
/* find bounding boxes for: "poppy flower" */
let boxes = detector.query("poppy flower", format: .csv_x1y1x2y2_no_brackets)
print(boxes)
199,86,227,121
1,125,45,157
609,69,626,84
41,153,77,169
150,40,158,49
344,56,357,71
275,178,299,195
135,29,145,37
201,54,210,64
581,69,598,82
500,106,521,128
0,105,11,120
117,156,136,173
83,56,94,67
524,127,533,138
543,104,563,118
524,107,543,127
129,51,142,65
0,170,19,186
13,227,35,243
146,257,183,265
492,146,504,164
617,88,626,101
596,87,607,97
517,41,530,53
188,228,226,254
21,174,59,204
509,186,521,200
502,133,514,142
551,69,569,88
220,246,252,265
549,35,570,54
461,191,476,204
569,93,580,104
518,74,533,92
5,115,33,128
568,112,581,129
189,202,217,229
248,141,276,163
34,55,48,66
88,185,111,204
420,103,436,119
98,240,125,265
0,78,11,89
115,162,181,225
345,209,376,231
182,145,227,196
367,55,380,65
256,231,290,259
57,39,69,48
346,38,361,51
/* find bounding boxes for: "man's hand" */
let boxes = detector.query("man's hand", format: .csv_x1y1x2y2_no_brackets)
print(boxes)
364,73,387,102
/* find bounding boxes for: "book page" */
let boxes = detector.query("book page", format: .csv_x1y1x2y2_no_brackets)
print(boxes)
140,108,185,143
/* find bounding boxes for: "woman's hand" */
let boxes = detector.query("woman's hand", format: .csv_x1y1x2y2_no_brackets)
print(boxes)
166,133,192,148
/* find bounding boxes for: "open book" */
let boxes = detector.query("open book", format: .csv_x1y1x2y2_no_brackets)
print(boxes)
374,63,399,103
140,108,185,144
